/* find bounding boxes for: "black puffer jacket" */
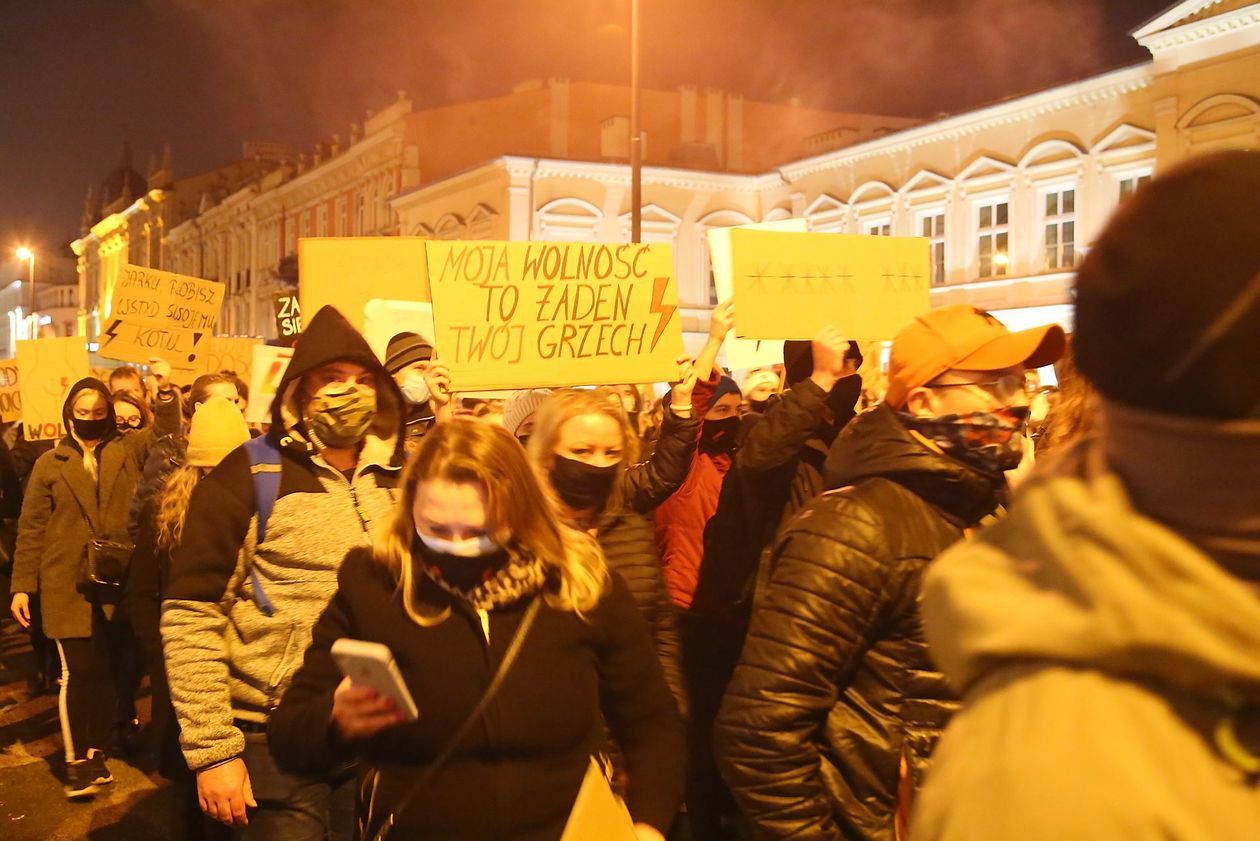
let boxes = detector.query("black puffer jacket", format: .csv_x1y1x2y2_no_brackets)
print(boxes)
598,509,687,718
715,404,1004,841
597,401,698,718
693,374,861,626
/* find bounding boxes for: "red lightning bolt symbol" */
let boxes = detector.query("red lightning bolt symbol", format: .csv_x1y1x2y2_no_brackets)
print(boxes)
649,276,676,352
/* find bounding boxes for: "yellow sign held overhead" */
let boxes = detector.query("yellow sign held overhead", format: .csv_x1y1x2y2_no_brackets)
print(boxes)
708,219,808,369
17,338,90,441
169,336,263,387
99,264,225,368
0,360,21,424
300,237,430,332
426,240,684,391
730,230,931,341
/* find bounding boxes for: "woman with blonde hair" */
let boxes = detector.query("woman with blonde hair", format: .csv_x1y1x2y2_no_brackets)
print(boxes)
127,396,250,839
526,378,701,713
268,418,685,841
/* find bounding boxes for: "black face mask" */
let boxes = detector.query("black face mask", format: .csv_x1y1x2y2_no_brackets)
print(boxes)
699,416,741,456
72,416,113,442
413,536,507,592
550,454,618,512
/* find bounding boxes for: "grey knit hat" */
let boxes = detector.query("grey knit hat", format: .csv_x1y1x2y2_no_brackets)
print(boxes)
503,388,553,437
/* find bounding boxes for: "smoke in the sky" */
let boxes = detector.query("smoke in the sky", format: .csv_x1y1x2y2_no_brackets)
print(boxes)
157,0,1125,136
2,0,1161,248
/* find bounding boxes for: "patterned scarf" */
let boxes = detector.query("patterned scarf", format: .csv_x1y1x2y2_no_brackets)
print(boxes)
420,548,549,613
898,406,1030,477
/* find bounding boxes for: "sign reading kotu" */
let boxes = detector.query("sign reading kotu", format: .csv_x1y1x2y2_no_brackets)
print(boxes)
99,264,226,369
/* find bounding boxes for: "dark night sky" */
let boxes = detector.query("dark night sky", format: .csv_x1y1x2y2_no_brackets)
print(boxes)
0,0,1173,257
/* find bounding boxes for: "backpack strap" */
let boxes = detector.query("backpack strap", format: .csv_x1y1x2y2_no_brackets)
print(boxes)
243,435,283,617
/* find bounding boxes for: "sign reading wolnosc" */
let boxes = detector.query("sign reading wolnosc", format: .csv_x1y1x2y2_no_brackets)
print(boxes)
99,264,225,368
426,241,684,391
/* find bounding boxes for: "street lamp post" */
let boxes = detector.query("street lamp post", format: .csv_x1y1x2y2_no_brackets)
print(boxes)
15,247,35,339
629,0,642,244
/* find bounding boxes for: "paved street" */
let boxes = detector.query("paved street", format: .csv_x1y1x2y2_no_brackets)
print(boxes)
0,579,177,841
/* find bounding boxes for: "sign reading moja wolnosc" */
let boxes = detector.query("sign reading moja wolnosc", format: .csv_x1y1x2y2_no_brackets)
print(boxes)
729,229,931,341
99,264,225,368
425,241,684,391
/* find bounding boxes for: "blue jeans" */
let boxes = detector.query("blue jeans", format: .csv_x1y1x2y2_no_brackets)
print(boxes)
236,731,355,841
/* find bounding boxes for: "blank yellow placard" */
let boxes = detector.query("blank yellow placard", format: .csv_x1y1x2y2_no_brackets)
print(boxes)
17,338,90,441
299,237,430,332
426,240,684,391
730,229,931,341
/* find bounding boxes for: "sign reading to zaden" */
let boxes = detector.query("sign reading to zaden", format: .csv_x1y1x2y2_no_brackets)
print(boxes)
426,241,684,391
99,264,225,368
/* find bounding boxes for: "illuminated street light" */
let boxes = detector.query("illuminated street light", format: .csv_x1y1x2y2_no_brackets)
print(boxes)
993,252,1010,268
14,246,37,337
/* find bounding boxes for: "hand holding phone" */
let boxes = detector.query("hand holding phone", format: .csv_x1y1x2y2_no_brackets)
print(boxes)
330,639,419,740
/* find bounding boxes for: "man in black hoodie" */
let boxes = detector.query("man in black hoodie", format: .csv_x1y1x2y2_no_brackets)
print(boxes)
715,305,1063,841
162,306,405,839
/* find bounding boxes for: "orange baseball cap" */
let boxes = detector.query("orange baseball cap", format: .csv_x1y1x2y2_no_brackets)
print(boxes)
884,305,1066,408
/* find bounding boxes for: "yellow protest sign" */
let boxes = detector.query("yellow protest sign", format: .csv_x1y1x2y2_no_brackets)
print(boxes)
247,344,294,425
730,230,931,341
708,219,807,369
169,336,263,386
17,338,90,441
99,264,226,368
0,359,21,424
426,240,684,391
300,238,430,332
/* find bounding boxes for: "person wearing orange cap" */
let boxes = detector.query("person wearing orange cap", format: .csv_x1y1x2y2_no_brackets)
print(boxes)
914,150,1260,841
714,304,1064,841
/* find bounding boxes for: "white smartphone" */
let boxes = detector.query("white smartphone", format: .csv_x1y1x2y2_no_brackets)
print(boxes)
330,638,420,722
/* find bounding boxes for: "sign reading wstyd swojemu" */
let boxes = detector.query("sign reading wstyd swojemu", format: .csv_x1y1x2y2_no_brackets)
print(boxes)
100,264,225,368
425,241,684,391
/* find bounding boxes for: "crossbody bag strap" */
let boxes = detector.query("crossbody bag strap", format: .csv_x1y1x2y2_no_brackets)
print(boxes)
369,596,544,841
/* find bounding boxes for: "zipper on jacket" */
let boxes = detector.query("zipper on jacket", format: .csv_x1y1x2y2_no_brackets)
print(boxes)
264,623,298,710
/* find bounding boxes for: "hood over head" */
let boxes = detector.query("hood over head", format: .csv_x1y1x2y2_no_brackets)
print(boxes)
923,438,1260,704
824,403,1004,527
62,377,117,446
272,305,405,466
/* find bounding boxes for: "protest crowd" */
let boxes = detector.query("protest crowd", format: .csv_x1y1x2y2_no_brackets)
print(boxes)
1,150,1257,841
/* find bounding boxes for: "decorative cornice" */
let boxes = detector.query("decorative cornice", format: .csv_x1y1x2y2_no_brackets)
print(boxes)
779,64,1154,181
1131,0,1224,39
1138,4,1260,54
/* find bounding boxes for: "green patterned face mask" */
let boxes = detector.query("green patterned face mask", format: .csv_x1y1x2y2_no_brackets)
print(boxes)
306,383,377,448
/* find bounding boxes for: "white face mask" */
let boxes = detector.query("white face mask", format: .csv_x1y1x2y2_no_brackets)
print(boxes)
400,370,431,406
415,530,497,558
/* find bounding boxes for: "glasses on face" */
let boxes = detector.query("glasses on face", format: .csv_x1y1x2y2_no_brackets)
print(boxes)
116,418,143,430
927,371,1038,402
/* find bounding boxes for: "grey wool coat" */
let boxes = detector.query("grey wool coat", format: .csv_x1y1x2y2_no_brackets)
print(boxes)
10,437,140,639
